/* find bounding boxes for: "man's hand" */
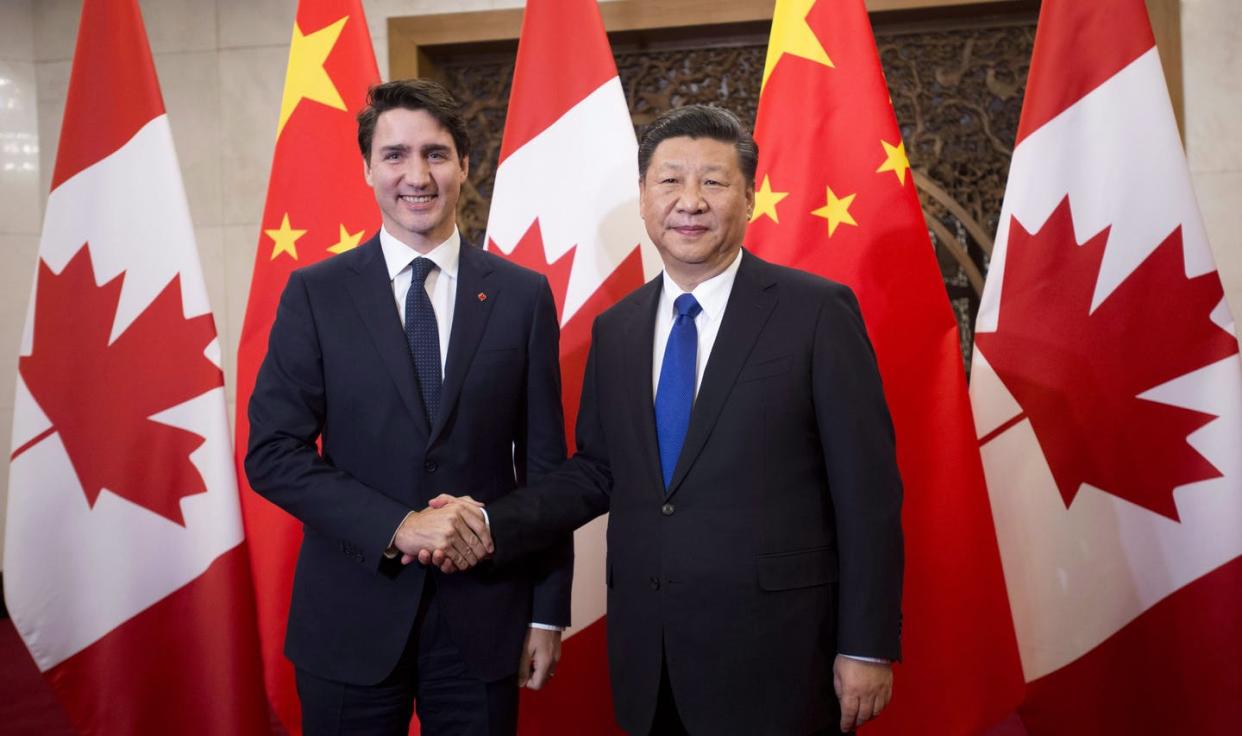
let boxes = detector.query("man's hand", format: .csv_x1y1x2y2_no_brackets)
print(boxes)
402,494,487,572
518,628,562,690
833,656,893,732
392,496,491,572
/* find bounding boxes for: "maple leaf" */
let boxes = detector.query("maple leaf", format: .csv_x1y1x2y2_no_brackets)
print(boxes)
18,245,224,526
975,198,1238,520
490,219,646,451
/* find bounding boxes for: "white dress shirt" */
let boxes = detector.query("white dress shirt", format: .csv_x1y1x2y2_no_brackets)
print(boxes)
651,249,744,397
380,225,459,373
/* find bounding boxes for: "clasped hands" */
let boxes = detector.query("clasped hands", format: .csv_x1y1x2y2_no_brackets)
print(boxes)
391,494,489,573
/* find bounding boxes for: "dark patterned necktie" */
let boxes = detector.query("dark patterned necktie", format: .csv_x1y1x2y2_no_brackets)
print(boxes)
405,257,441,424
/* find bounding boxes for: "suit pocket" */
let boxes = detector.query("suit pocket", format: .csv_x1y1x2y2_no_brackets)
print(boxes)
738,355,791,383
757,546,837,591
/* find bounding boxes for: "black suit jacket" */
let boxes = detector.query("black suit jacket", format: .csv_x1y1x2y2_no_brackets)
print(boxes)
245,235,571,686
486,250,903,735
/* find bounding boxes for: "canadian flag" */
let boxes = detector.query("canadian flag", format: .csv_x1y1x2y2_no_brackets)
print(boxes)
971,0,1242,732
484,0,655,731
3,0,268,733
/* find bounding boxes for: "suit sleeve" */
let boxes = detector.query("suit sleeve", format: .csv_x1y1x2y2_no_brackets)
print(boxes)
244,270,412,571
812,285,904,661
514,276,574,627
488,318,614,566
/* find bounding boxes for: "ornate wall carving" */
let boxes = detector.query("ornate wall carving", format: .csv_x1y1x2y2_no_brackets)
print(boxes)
436,15,1035,369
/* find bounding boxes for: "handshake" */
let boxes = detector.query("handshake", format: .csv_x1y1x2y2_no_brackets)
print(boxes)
391,494,491,573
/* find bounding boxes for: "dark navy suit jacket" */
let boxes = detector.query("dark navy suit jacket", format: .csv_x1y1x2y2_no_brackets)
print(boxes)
486,250,903,734
246,234,571,685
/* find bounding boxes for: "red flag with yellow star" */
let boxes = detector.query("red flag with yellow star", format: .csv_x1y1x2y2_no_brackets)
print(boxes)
746,1,1024,732
232,1,379,732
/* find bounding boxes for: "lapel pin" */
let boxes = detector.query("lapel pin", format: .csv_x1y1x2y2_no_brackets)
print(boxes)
477,292,487,302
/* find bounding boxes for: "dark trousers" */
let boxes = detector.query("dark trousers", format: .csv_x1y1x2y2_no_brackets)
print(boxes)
296,580,519,736
647,653,848,736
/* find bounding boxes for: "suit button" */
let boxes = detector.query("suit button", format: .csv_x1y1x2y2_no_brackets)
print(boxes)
661,503,674,516
424,461,438,473
649,577,661,591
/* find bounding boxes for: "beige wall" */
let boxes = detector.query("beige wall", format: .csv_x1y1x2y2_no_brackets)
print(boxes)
0,0,1239,570
1184,0,1242,318
1,0,38,573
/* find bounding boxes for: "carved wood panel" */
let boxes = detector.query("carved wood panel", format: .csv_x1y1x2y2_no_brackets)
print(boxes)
435,15,1036,370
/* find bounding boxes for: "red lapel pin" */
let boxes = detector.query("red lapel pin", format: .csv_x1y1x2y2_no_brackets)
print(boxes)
477,292,487,302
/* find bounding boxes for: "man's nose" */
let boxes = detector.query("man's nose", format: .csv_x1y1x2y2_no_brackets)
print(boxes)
403,157,432,186
675,182,706,212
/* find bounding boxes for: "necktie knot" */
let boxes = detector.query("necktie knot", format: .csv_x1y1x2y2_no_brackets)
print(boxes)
411,257,437,285
674,293,702,320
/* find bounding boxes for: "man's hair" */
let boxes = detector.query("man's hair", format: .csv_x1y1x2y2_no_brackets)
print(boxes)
637,105,759,187
356,79,471,163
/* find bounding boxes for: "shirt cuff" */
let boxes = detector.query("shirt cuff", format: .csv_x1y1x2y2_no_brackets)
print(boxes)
529,623,565,632
839,653,890,664
384,510,417,559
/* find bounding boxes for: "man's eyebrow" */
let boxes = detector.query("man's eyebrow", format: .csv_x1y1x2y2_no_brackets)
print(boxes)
378,143,410,154
421,143,452,155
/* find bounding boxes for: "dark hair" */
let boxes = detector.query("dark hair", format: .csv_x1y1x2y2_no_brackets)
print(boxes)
356,79,471,163
637,105,758,187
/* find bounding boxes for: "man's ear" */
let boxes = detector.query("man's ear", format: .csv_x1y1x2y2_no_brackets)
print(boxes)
460,154,470,179
362,157,373,186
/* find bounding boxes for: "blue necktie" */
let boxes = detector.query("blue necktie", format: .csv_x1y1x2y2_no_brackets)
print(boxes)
655,293,702,490
405,258,441,424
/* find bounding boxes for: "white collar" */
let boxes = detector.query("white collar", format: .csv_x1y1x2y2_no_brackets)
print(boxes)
380,225,461,281
659,247,744,322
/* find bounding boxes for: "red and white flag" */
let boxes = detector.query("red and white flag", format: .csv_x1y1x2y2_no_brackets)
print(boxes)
971,1,1242,732
485,0,653,731
232,2,380,732
3,0,268,733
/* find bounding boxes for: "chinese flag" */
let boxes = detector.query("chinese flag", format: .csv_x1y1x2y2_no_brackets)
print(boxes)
971,1,1242,732
486,0,650,732
232,1,380,733
4,0,268,733
745,1,1024,733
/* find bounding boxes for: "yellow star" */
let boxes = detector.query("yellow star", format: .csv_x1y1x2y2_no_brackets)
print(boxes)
277,16,349,136
811,187,858,237
762,0,834,91
751,175,789,224
327,223,365,254
875,140,911,185
266,213,306,260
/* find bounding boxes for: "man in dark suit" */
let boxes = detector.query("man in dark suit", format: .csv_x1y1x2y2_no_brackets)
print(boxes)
245,79,570,735
428,105,903,735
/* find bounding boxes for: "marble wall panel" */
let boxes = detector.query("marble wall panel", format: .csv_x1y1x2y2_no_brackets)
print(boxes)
1194,170,1242,322
218,45,285,226
218,0,295,49
139,0,218,54
32,0,79,62
155,50,225,228
0,0,35,61
0,234,39,412
222,223,260,410
1183,0,1242,174
0,60,41,235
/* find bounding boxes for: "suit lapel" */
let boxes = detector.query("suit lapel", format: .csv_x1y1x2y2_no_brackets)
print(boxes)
667,251,778,497
623,277,666,495
345,236,428,433
430,242,498,446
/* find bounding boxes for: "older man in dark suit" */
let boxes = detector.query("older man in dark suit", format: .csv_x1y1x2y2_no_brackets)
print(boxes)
245,79,571,736
428,105,904,735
